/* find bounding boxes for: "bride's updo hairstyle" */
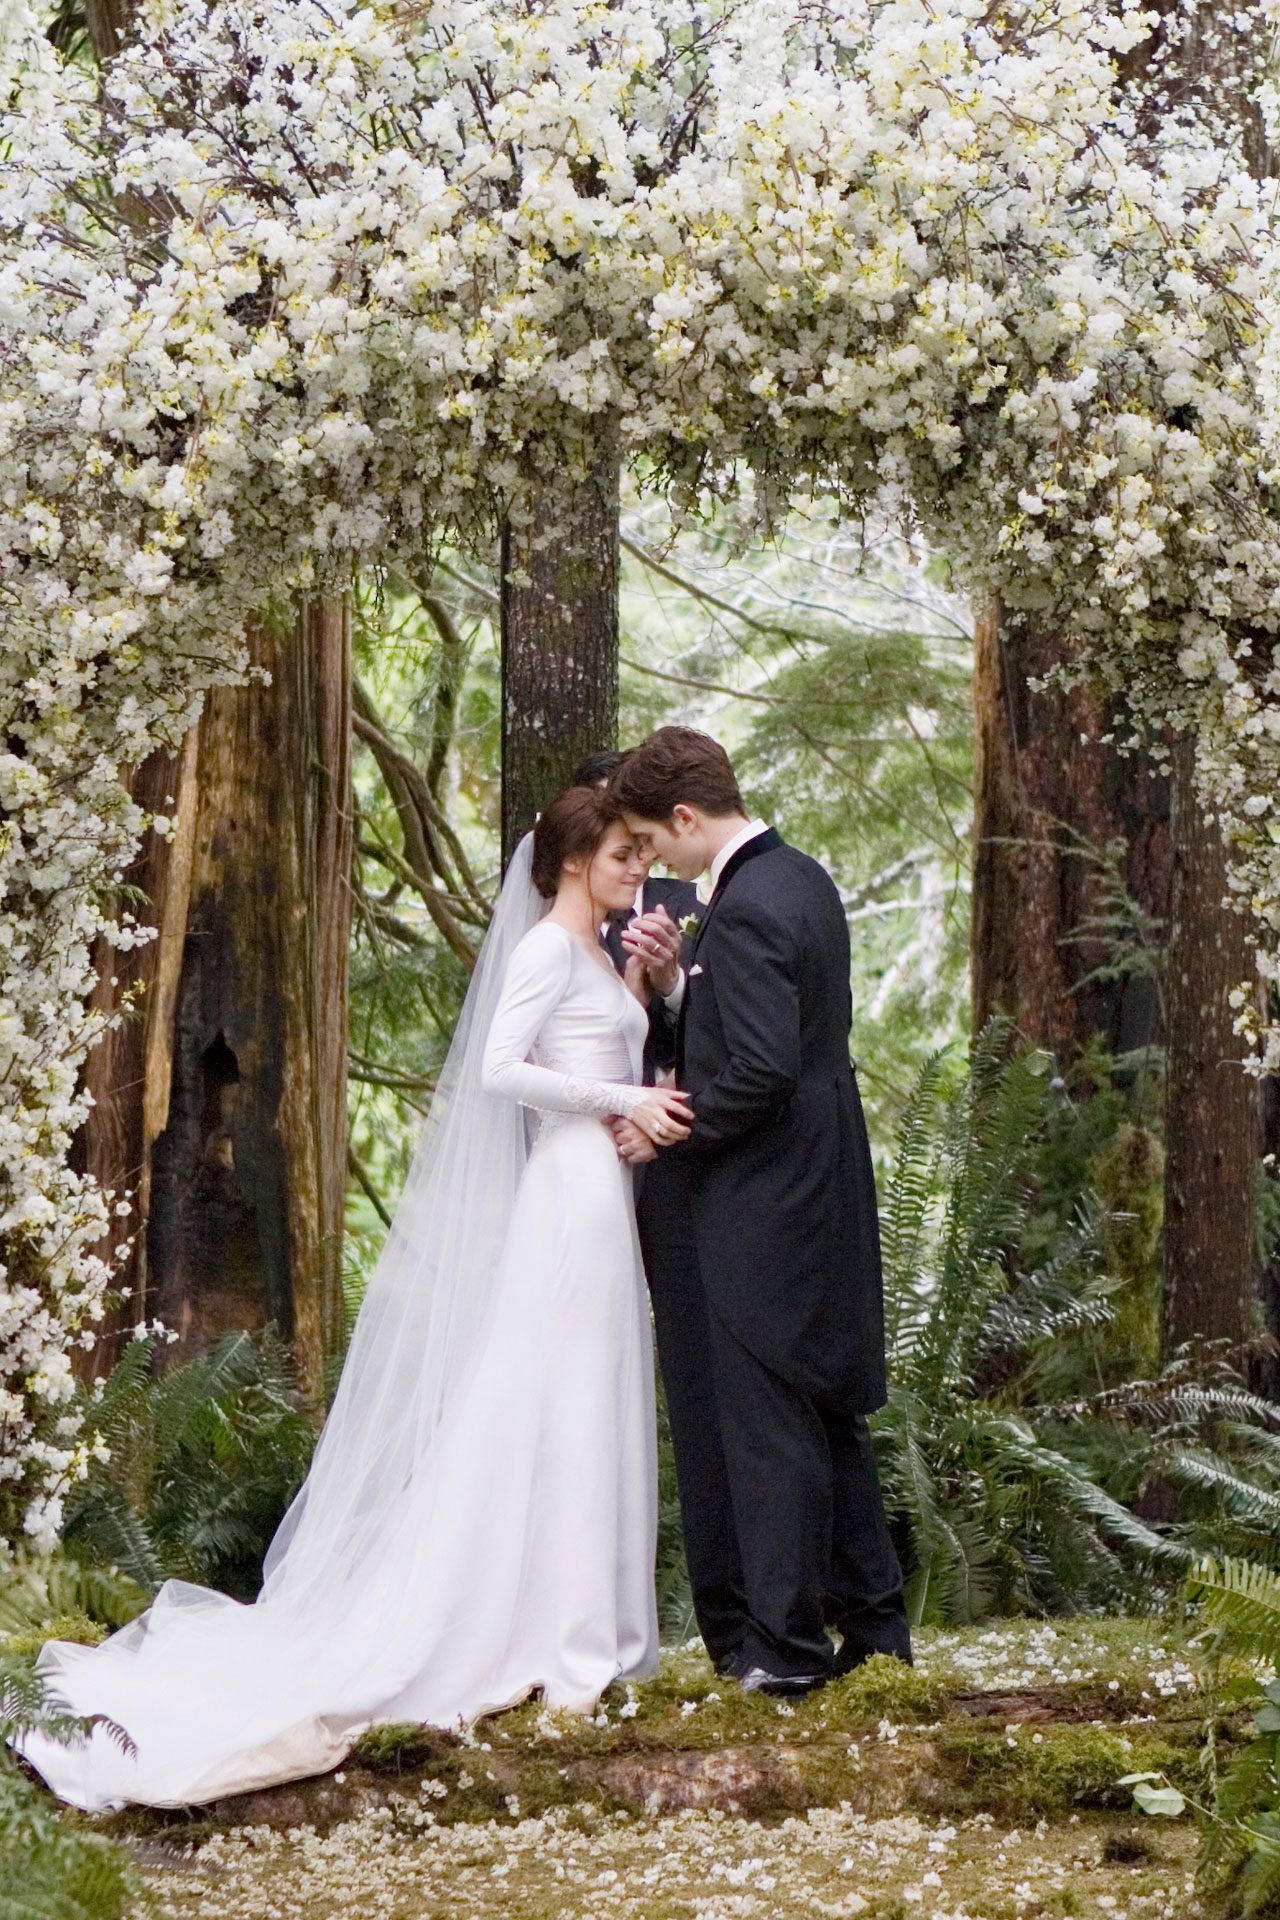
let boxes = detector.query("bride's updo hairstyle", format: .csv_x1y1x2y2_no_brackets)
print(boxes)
530,785,624,899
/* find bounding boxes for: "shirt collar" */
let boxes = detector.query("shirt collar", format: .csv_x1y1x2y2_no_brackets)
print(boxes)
701,818,769,901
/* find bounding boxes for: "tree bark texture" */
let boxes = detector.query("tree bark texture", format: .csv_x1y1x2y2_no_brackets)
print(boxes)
79,603,353,1404
83,0,130,61
969,597,1171,1060
72,732,196,1377
1160,732,1261,1358
500,429,621,866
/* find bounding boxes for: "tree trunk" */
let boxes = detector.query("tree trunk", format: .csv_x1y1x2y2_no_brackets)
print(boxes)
84,604,353,1404
83,0,130,58
1259,1069,1280,1396
1160,733,1261,1358
68,2,352,1403
1120,3,1272,1362
73,731,197,1376
969,596,1171,1060
500,428,621,865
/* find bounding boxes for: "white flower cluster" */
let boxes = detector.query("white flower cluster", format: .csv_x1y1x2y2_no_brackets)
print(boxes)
2,0,1279,1534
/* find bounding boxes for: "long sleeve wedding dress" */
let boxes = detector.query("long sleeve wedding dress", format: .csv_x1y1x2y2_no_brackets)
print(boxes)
13,869,659,1812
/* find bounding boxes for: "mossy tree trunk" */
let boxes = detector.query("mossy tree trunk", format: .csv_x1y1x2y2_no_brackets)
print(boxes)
500,427,621,866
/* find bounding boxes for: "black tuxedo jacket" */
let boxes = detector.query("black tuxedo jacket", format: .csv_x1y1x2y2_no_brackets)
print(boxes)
602,874,700,1085
673,828,886,1408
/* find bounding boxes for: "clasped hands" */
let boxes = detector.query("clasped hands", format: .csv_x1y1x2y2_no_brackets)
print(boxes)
612,903,690,1164
621,902,683,1002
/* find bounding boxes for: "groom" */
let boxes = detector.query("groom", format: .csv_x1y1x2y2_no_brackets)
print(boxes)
610,727,911,1694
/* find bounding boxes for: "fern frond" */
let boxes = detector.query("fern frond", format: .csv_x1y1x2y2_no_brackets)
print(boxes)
1239,1814,1280,1916
1165,1449,1280,1534
1188,1556,1280,1658
0,1551,148,1638
881,1045,953,1356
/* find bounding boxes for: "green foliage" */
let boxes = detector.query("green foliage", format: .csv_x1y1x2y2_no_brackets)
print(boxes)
873,1016,1185,1625
655,1376,695,1645
0,1760,146,1920
1159,1559,1280,1915
825,1651,949,1723
0,1634,145,1920
0,1551,147,1643
61,1332,314,1599
872,1020,1280,1628
936,1721,1198,1819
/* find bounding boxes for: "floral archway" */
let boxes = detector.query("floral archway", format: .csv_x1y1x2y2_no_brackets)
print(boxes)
2,0,1277,1539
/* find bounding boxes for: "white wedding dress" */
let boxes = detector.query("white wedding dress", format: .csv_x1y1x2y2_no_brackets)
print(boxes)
14,854,660,1812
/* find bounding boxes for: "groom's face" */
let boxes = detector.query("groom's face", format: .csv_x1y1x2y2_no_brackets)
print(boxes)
622,807,709,882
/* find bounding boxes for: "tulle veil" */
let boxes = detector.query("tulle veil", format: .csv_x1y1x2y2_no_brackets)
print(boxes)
260,829,545,1603
16,834,551,1809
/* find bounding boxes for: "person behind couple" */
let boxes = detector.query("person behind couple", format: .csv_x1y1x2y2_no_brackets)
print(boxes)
608,726,913,1689
11,783,692,1814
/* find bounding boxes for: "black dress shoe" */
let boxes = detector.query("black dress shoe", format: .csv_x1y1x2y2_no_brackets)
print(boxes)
735,1665,829,1698
711,1650,743,1677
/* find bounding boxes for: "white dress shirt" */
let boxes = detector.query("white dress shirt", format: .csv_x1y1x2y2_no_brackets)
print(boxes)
665,819,770,1015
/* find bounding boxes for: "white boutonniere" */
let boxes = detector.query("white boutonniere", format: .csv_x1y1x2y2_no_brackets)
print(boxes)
679,912,701,939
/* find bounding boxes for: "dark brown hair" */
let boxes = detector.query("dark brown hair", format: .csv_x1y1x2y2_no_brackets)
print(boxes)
609,726,744,821
530,785,624,899
570,748,626,787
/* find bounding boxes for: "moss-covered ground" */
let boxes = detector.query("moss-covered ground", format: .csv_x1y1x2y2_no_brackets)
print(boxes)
102,1618,1236,1919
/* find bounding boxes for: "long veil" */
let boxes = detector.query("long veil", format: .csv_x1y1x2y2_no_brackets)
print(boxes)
260,829,545,1601
16,834,551,1811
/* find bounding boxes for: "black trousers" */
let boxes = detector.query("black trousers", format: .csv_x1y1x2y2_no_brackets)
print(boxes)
636,1154,747,1667
637,1156,911,1677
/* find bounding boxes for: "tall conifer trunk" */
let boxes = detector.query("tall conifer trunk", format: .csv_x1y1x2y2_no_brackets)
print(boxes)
77,605,352,1405
1160,735,1261,1358
970,598,1170,1059
141,605,352,1399
500,429,621,864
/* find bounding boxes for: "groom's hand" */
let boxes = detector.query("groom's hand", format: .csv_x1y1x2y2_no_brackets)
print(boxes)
621,905,682,998
608,1117,658,1164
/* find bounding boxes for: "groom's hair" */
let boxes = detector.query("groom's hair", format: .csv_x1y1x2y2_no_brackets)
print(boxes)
610,726,744,821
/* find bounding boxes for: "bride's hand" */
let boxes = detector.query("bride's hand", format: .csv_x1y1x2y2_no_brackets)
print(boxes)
630,1086,693,1147
624,953,652,1006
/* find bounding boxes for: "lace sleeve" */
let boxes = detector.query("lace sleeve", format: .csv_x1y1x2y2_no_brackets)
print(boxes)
480,925,649,1120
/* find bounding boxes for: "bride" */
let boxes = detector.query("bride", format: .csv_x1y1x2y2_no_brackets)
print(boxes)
13,785,693,1812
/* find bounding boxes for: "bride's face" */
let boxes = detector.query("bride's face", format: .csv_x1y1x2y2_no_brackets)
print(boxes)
582,821,648,911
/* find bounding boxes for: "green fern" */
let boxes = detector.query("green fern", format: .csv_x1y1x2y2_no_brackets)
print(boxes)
61,1330,315,1599
0,1551,147,1641
1174,1558,1280,1914
873,1017,1198,1625
0,1753,145,1920
0,1646,145,1920
1187,1556,1280,1660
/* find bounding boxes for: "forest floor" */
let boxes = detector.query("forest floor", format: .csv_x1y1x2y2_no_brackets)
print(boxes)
104,1618,1225,1920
